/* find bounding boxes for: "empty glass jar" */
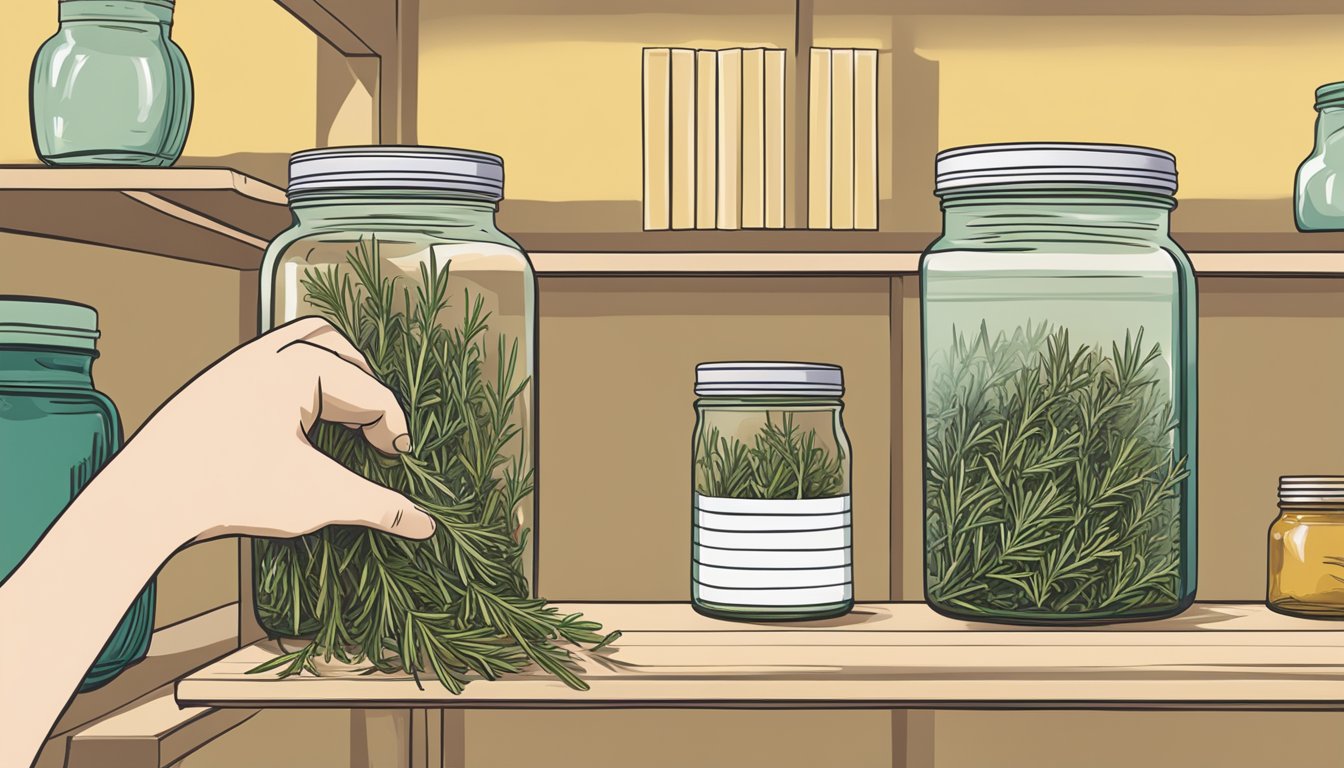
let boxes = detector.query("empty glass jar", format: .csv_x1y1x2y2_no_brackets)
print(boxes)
692,362,853,621
921,143,1197,625
1268,477,1344,618
30,0,193,166
0,297,155,690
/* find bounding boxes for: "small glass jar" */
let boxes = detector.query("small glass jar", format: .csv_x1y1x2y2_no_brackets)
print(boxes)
691,362,853,621
1295,82,1344,231
1268,476,1344,618
30,0,193,166
0,296,155,690
921,143,1197,625
255,146,537,641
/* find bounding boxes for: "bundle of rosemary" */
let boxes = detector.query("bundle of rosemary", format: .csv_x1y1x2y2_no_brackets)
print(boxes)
252,239,616,692
696,414,846,499
924,322,1188,618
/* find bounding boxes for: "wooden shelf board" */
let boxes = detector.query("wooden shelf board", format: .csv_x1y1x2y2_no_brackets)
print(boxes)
0,167,289,270
178,602,1344,710
66,686,256,768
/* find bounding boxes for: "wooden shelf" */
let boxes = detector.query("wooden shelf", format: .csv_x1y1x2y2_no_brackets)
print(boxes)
66,686,256,768
178,602,1344,710
0,167,289,270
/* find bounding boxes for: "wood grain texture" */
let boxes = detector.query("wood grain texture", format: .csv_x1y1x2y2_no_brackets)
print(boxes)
179,603,1344,709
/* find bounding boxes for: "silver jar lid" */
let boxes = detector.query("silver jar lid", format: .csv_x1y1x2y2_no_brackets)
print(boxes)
935,142,1177,195
695,362,843,397
287,145,504,199
1279,476,1344,506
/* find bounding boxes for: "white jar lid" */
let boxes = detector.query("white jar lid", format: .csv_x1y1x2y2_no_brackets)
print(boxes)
287,145,504,199
935,142,1177,195
696,362,844,397
1279,476,1344,505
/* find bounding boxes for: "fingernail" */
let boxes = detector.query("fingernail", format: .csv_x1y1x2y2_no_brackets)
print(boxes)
394,434,412,453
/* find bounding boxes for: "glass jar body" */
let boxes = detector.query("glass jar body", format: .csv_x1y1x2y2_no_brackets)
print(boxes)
1296,105,1344,231
691,396,853,621
0,347,155,689
254,192,536,640
921,187,1197,625
1268,508,1344,618
30,0,193,166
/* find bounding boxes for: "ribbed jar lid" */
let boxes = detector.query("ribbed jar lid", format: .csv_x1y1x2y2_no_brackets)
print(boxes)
0,296,99,351
1316,82,1344,109
695,362,844,397
935,142,1178,195
287,145,505,200
1279,476,1344,506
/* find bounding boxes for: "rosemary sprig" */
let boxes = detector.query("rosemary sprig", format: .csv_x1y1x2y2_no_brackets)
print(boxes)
696,413,846,499
252,238,618,691
924,322,1189,616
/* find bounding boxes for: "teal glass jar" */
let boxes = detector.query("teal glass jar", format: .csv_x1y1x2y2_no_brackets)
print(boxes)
921,143,1197,625
255,146,537,641
692,363,853,621
30,0,193,166
1295,82,1344,231
0,297,155,690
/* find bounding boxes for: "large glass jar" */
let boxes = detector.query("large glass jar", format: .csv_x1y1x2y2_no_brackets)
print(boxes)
1268,476,1344,618
30,0,193,166
692,363,853,621
255,146,537,645
921,143,1197,625
1295,82,1344,231
0,297,155,690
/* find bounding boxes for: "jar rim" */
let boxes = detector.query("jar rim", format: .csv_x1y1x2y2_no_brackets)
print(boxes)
1279,476,1344,506
935,142,1177,197
0,296,99,352
287,145,504,201
1315,82,1344,109
695,361,844,397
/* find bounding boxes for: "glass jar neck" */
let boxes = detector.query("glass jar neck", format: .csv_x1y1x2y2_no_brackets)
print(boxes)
289,190,503,237
937,184,1174,248
60,0,174,24
1315,105,1344,143
0,347,95,388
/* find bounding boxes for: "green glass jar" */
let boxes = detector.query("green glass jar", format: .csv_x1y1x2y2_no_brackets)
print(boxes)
921,143,1197,625
0,297,155,690
692,363,853,621
30,0,193,166
1295,82,1344,231
255,146,537,641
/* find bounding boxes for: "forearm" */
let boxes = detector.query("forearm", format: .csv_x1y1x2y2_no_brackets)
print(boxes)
0,445,194,768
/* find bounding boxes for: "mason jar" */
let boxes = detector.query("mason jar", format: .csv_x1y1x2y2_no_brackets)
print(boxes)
692,362,853,621
1295,82,1344,231
0,296,155,690
921,143,1197,625
254,146,536,641
1268,476,1344,618
30,0,193,166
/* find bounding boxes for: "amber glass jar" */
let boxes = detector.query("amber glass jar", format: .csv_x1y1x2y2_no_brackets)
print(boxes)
1268,477,1344,618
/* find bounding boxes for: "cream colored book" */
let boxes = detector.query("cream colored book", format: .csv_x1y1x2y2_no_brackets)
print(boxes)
716,48,743,230
740,49,765,229
696,50,717,229
854,49,878,230
670,48,696,230
830,48,855,230
643,48,671,231
764,49,785,229
808,48,832,230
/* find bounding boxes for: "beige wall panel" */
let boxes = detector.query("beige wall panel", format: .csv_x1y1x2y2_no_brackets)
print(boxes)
930,710,1344,768
175,709,357,768
467,710,893,768
3,233,252,628
536,275,892,600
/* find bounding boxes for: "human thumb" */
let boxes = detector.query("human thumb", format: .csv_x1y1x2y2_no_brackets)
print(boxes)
313,458,436,540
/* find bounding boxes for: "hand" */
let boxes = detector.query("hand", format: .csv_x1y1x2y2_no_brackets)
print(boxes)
116,317,435,543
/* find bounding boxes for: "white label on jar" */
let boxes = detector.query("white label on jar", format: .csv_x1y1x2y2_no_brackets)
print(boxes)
693,494,852,607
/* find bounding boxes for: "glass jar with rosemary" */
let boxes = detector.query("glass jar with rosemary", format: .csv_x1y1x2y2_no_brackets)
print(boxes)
921,143,1197,625
692,362,853,621
256,146,615,692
